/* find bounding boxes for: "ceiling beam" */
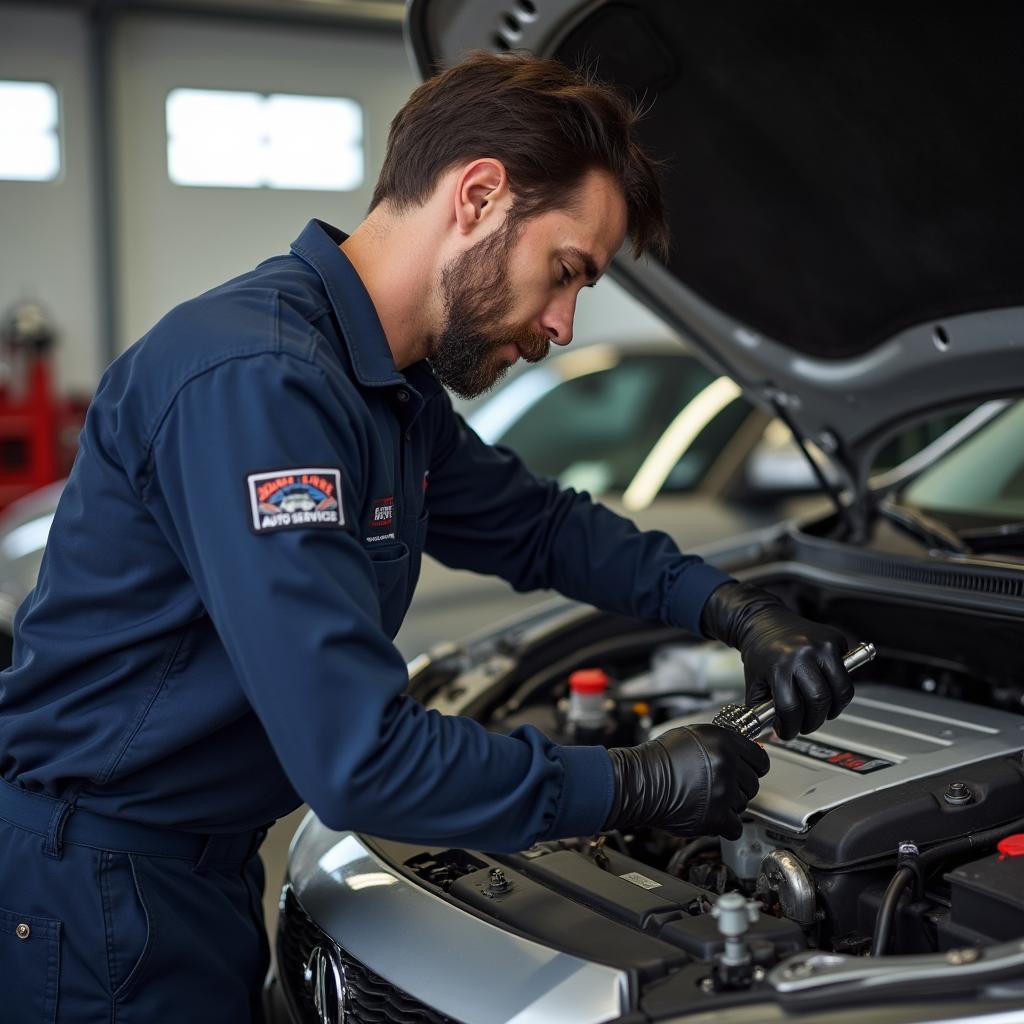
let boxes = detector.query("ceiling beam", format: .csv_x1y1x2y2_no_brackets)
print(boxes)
2,0,404,32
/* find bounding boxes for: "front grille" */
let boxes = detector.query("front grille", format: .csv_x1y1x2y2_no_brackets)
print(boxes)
278,885,458,1024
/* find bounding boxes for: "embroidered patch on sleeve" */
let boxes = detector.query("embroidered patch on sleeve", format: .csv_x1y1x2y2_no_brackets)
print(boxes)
246,467,346,534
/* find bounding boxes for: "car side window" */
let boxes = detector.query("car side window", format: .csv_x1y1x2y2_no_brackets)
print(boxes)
662,398,753,492
496,354,714,495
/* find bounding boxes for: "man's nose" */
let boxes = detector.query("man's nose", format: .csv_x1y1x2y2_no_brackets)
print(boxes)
540,297,576,347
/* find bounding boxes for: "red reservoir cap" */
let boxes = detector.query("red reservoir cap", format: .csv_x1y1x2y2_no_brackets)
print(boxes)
997,834,1024,859
569,668,609,695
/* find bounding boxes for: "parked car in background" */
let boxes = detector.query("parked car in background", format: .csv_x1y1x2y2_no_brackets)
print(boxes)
468,339,966,510
269,2,1024,1023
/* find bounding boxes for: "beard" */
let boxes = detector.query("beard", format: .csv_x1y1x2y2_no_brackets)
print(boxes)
430,220,551,400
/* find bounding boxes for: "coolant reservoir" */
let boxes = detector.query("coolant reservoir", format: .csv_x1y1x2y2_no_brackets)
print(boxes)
618,643,745,700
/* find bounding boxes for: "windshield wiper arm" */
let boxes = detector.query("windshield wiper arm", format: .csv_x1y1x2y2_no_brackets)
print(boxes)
879,501,969,554
957,520,1024,552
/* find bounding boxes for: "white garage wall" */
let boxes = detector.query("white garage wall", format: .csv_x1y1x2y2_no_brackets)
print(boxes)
0,4,102,394
110,13,419,348
109,12,673,352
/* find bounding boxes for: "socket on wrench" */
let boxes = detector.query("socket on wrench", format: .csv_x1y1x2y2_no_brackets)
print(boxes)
712,642,877,740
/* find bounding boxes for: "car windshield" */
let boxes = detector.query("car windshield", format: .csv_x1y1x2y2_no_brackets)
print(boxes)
901,399,1024,526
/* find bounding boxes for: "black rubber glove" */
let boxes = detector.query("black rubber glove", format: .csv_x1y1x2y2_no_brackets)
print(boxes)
604,724,770,840
700,581,854,740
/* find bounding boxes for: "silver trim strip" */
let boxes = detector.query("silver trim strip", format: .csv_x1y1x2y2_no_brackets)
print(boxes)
288,821,629,1024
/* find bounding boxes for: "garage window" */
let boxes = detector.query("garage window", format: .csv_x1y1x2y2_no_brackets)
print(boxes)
166,88,363,191
0,81,61,182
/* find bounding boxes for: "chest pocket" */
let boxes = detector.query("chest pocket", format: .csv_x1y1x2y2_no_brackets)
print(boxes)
363,509,429,640
364,542,410,639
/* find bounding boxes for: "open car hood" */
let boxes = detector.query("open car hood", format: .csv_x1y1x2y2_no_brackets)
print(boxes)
405,0,1024,495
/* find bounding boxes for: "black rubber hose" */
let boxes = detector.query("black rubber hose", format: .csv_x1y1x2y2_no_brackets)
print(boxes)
667,836,720,876
871,865,916,956
810,811,1024,876
870,813,1024,957
918,816,1024,872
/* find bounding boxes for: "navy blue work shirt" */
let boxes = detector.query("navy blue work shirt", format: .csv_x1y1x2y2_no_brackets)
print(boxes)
0,220,731,851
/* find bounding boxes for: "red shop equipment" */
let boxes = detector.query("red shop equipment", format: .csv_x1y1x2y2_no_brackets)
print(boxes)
0,302,88,512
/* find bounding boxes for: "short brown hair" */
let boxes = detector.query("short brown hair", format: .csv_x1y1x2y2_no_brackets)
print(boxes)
370,51,668,260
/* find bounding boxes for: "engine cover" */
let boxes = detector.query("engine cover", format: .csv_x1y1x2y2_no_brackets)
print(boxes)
656,684,1024,833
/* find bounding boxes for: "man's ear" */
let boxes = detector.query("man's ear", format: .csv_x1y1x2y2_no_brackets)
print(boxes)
453,158,509,236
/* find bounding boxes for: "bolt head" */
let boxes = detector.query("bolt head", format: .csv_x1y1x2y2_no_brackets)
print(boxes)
487,868,511,893
944,782,973,806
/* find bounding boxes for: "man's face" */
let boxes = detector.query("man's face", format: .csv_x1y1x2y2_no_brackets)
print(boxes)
430,168,628,399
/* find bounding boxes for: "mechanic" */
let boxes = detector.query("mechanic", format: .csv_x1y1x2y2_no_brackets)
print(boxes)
0,52,853,1022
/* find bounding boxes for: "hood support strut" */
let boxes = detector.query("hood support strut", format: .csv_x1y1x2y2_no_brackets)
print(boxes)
771,399,857,539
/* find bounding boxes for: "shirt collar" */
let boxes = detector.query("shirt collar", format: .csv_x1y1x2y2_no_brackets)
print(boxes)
289,219,440,401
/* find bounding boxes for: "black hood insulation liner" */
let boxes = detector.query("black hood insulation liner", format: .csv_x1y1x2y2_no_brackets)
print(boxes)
554,1,1024,360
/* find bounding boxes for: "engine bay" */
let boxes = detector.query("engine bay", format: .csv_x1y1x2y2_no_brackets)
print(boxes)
410,595,1024,998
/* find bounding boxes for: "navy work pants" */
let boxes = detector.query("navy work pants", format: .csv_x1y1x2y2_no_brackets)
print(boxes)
0,782,270,1022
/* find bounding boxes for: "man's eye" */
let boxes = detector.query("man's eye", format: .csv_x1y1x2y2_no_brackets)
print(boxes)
558,264,573,287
